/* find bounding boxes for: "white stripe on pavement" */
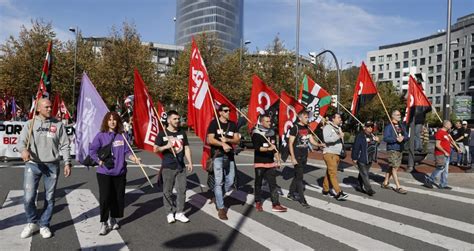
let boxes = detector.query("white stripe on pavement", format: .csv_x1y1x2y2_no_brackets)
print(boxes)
65,189,129,251
186,190,312,251
0,190,32,251
187,179,401,251
306,184,474,234
278,187,473,250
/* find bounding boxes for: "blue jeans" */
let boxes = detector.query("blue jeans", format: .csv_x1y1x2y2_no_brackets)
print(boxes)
450,145,464,165
23,162,60,227
428,156,450,187
213,157,235,209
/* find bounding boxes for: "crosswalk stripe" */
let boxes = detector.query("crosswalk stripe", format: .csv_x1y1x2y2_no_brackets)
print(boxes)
64,189,129,250
278,187,473,250
0,190,32,250
187,179,402,250
186,190,313,251
306,183,474,234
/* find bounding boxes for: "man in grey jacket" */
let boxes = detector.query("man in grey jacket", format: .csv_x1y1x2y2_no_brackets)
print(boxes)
18,98,72,239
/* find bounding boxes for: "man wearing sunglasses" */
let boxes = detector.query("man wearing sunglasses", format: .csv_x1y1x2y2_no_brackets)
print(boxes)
207,104,240,220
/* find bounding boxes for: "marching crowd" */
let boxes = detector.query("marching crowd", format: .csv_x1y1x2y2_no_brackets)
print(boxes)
16,98,473,238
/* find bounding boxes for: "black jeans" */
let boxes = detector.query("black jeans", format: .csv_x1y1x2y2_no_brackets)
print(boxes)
357,162,373,192
289,157,307,202
97,173,126,222
254,168,279,205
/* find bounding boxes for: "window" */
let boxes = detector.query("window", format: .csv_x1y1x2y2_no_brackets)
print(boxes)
379,64,384,71
453,50,459,59
386,63,390,70
429,46,435,54
403,61,409,68
395,71,401,78
453,61,458,70
437,54,442,62
471,45,474,54
461,82,466,91
461,48,465,57
378,73,383,79
420,58,426,65
471,57,474,65
428,66,434,74
403,72,409,77
428,76,434,84
436,86,441,94
430,87,433,94
395,62,400,69
378,55,384,62
370,56,376,62
387,54,392,61
372,65,376,72
411,59,417,66
428,56,432,64
452,84,455,92
461,71,466,79
455,72,459,81
435,96,441,104
412,49,417,57
389,72,392,79
472,33,474,42
461,59,466,68
403,51,409,59
436,75,442,83
436,65,442,73
395,53,398,60
437,43,442,52
420,48,423,56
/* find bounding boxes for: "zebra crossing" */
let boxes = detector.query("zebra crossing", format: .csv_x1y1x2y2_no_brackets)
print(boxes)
1,162,473,250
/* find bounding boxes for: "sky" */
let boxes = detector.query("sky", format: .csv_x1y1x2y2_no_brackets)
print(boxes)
1,0,473,65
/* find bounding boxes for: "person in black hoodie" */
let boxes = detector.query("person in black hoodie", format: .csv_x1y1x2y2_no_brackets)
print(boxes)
351,121,380,196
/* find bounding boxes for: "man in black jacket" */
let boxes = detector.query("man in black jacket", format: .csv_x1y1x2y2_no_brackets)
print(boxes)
351,121,380,196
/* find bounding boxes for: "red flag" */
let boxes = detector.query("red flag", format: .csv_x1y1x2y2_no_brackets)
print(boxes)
52,93,60,117
59,99,71,120
404,75,432,124
279,91,305,161
133,69,162,155
248,75,279,130
350,62,378,115
36,41,53,100
187,37,215,142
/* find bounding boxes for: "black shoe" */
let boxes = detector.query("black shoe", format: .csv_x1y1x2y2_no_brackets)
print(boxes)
300,200,310,208
286,194,298,201
322,190,335,197
335,191,348,201
367,190,376,196
440,186,452,190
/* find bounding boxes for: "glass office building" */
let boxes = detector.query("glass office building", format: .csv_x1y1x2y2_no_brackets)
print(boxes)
175,0,244,51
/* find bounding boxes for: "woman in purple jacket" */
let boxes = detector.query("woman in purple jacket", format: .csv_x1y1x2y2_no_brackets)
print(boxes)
89,112,140,235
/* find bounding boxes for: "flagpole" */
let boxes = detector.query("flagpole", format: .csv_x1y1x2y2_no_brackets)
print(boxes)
152,106,179,158
279,97,324,143
336,101,364,127
376,92,399,136
121,133,154,188
206,86,224,138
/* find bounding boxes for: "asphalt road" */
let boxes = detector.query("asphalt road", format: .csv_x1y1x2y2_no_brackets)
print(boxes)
0,136,473,250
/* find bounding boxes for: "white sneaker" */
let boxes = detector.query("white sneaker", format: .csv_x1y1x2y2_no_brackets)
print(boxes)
39,227,52,239
20,223,38,238
108,217,120,230
167,213,175,224
174,213,190,223
99,222,109,235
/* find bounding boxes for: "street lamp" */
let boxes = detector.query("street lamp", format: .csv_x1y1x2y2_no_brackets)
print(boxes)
309,50,341,113
240,39,251,70
69,26,78,114
442,0,452,120
295,0,301,97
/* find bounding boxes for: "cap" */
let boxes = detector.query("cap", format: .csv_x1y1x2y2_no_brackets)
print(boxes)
364,121,374,127
462,121,468,125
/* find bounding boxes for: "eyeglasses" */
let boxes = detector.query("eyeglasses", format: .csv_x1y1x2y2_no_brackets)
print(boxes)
221,109,230,113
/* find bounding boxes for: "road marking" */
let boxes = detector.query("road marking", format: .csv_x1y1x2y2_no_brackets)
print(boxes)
186,189,313,251
306,184,474,234
0,190,32,250
65,189,129,250
277,187,473,250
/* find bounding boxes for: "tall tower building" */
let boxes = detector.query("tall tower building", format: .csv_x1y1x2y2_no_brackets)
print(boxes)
175,0,244,51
